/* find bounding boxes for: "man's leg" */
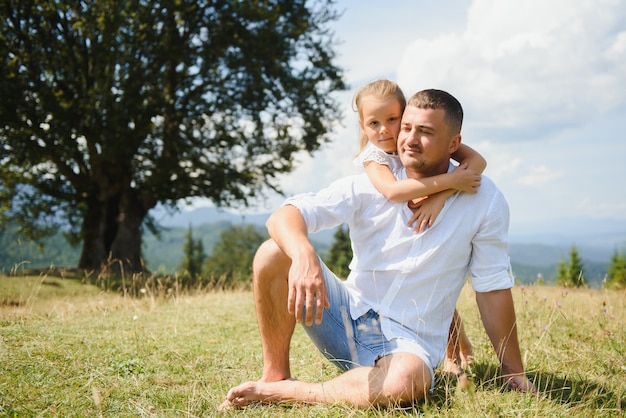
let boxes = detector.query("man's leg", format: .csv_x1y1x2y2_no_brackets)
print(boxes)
221,239,432,409
223,352,432,408
251,239,295,382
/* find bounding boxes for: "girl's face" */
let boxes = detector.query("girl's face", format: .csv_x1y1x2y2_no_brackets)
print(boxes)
359,96,403,154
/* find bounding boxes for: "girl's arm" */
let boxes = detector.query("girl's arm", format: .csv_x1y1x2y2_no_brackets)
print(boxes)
408,144,486,232
415,144,487,204
364,161,480,203
452,143,487,173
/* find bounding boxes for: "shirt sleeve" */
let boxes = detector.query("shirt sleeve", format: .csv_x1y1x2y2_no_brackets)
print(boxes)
468,188,515,293
283,176,359,234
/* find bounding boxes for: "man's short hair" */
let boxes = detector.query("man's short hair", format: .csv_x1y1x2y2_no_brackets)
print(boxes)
407,89,463,135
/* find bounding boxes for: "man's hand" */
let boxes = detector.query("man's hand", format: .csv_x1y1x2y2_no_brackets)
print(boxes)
476,289,536,395
266,204,331,326
287,254,330,326
505,373,537,394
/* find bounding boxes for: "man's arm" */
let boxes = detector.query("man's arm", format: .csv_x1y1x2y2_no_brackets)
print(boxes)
475,289,536,393
266,205,330,326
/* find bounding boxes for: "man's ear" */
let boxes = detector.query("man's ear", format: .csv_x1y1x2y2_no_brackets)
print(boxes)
449,134,462,154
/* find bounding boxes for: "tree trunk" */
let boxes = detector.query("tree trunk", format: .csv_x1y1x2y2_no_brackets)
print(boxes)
78,189,150,276
109,190,148,275
78,196,110,273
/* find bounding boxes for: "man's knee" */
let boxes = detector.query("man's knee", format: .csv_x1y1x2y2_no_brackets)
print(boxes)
392,368,430,404
252,239,291,280
374,354,431,406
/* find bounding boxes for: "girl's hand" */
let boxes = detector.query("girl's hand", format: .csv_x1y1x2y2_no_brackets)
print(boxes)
450,163,481,193
408,193,447,233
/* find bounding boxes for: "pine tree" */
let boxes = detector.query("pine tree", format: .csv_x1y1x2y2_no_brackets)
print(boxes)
324,225,352,279
194,239,205,276
555,245,587,287
555,260,568,285
606,249,626,289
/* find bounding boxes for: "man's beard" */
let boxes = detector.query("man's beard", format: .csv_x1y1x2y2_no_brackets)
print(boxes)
402,154,449,178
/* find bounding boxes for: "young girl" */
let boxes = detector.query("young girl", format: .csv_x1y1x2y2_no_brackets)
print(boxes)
354,79,478,377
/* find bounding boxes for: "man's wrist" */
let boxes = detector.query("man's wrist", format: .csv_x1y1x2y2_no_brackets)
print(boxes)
501,362,526,378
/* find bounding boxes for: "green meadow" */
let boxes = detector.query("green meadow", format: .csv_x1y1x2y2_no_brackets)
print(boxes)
0,274,624,417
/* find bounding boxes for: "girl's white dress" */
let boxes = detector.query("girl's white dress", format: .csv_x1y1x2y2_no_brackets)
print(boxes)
353,142,402,172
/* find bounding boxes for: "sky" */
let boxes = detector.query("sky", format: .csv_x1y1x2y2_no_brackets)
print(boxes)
186,0,626,244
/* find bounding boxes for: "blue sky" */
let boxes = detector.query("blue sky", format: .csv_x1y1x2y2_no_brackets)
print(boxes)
185,0,626,244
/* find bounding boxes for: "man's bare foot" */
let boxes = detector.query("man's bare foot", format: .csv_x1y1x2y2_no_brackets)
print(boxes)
219,378,299,410
219,382,258,410
219,381,275,409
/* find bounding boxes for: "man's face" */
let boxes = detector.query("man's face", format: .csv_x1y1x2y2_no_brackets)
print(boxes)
398,105,461,178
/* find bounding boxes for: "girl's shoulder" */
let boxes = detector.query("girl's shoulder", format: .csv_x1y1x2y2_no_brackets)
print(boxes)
353,142,401,169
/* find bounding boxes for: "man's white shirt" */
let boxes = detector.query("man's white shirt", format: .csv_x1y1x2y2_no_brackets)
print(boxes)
284,163,514,368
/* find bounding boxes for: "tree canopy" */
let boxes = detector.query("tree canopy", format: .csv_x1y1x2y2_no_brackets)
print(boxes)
203,224,266,286
324,224,352,279
0,0,345,273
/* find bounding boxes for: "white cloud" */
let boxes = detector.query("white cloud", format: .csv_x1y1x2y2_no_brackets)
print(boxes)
517,165,563,187
606,31,626,59
186,0,626,241
332,1,473,86
397,0,626,134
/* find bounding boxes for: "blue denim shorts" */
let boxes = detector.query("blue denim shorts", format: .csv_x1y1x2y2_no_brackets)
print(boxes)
301,260,434,384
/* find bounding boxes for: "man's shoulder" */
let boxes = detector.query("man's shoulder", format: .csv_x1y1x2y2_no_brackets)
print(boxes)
299,173,382,203
456,174,507,207
480,175,503,195
334,172,381,189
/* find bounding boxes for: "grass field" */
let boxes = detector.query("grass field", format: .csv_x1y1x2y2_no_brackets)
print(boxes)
0,274,624,417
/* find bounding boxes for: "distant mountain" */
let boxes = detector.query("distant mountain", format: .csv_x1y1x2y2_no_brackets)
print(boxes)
149,207,623,286
510,217,626,249
152,205,268,228
2,206,623,288
156,206,626,250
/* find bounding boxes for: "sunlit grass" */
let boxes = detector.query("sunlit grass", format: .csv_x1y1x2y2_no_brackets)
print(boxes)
0,273,624,416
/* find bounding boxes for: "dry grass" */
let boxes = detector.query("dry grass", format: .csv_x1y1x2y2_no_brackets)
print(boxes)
0,274,624,417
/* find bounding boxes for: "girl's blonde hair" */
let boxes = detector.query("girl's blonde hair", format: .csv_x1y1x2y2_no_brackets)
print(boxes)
353,79,406,153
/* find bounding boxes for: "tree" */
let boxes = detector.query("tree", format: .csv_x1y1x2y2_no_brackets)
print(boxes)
0,0,345,274
178,224,205,281
203,224,266,286
606,249,626,289
324,224,352,279
556,245,587,287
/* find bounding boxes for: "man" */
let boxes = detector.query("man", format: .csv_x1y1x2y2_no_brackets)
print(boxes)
220,89,536,409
